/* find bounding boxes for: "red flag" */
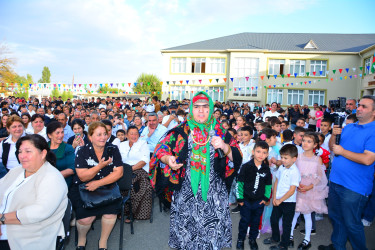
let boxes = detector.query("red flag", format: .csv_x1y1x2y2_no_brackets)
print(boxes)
287,74,290,78
223,78,227,82
260,76,264,80
339,69,343,74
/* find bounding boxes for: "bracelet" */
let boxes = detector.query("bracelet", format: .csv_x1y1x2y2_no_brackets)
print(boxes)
223,144,231,157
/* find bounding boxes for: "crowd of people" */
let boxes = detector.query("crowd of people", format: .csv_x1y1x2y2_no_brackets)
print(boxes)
0,93,373,250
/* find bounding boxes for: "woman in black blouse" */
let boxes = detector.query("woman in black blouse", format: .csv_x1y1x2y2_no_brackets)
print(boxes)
70,122,123,250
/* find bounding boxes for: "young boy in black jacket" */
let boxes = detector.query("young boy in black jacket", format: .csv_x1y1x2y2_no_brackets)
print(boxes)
236,141,272,250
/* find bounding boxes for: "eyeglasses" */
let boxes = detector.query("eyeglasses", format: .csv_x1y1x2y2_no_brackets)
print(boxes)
345,103,354,105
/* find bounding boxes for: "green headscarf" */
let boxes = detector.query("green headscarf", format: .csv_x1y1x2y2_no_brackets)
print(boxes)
186,91,216,201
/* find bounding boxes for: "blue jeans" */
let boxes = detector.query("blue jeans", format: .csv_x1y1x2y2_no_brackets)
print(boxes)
238,200,264,241
363,178,375,223
328,182,368,250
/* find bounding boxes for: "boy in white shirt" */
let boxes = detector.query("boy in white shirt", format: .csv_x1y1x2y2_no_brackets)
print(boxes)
264,144,301,250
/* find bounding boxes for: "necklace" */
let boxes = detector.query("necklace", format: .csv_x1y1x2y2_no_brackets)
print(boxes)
190,128,212,146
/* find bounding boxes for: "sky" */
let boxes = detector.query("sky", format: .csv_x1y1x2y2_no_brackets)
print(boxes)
0,0,374,85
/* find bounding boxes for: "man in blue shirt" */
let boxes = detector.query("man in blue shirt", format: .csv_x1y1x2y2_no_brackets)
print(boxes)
140,112,167,157
58,113,75,142
319,96,375,250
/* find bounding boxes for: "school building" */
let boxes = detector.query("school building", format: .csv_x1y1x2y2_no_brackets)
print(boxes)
160,33,375,107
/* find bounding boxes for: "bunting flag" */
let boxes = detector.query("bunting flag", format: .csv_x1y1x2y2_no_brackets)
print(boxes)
339,69,343,74
345,68,349,73
260,76,264,80
372,53,375,73
274,75,277,79
287,73,290,78
223,78,227,82
230,78,233,82
294,73,297,78
186,80,189,84
333,70,336,74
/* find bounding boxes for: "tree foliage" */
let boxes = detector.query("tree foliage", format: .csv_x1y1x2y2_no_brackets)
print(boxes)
50,88,73,101
97,86,120,94
38,66,51,83
132,73,162,99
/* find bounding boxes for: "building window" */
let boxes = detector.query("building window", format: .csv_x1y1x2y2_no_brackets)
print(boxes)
289,60,306,76
308,90,325,106
210,58,225,74
287,90,304,105
232,58,259,97
191,58,206,73
365,57,371,75
208,87,224,102
170,86,186,100
268,59,285,75
171,57,186,73
267,89,283,104
310,60,327,76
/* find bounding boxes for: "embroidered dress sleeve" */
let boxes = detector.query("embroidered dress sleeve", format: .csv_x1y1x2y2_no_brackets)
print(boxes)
149,130,186,188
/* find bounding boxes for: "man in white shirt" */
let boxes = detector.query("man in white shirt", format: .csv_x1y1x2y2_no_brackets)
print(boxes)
308,103,318,131
162,100,180,130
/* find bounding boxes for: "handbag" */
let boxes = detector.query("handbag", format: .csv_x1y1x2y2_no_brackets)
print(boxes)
78,182,122,209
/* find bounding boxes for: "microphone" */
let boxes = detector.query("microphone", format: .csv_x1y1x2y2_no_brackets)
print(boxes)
209,130,225,158
334,116,342,145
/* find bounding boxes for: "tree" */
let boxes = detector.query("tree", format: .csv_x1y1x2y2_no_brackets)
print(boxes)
38,66,51,83
132,73,162,99
50,88,73,101
97,86,120,94
0,42,17,85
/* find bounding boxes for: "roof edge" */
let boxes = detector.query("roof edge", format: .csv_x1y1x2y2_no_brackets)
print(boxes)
161,49,359,55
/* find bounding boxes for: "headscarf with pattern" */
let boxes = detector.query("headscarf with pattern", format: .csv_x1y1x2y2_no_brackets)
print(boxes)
186,91,217,201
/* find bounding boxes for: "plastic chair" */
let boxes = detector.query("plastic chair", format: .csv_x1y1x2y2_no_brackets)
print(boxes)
117,163,134,250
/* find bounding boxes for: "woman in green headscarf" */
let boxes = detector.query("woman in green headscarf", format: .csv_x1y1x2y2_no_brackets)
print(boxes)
149,91,242,249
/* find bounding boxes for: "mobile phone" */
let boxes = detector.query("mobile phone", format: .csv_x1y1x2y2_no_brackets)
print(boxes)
75,133,80,137
107,145,115,159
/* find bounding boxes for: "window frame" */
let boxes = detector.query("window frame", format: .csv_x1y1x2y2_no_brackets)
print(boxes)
232,57,259,97
310,60,327,77
267,89,284,104
308,90,325,106
289,60,306,77
171,57,187,74
287,90,304,105
268,59,285,75
191,57,206,74
209,58,226,74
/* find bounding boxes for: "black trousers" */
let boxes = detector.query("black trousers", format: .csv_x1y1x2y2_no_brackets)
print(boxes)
270,202,296,247
238,200,265,241
0,240,11,250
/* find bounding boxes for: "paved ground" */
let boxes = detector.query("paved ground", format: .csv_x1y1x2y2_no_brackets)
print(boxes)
66,203,375,250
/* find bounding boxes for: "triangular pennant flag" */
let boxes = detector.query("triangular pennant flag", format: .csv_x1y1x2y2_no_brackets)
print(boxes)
264,86,267,89
354,75,357,78
267,75,270,79
287,73,290,78
350,75,352,79
359,66,363,71
238,88,241,91
166,81,169,85
245,77,249,81
230,78,233,82
199,80,202,84
340,77,343,80
260,76,264,80
160,81,163,85
179,80,183,84
209,79,212,83
273,85,276,88
186,80,189,84
274,75,277,79
352,67,356,72
128,83,131,87
331,78,333,81
339,69,343,74
345,68,349,73
147,82,150,86
306,72,310,76
344,76,347,79
333,70,336,74
313,72,316,76
304,81,307,85
309,81,311,84
223,78,227,82
134,82,137,87
291,83,294,86
286,83,289,86
359,74,362,77
319,71,323,76
366,66,370,71
294,73,297,78
215,79,219,83
172,81,176,84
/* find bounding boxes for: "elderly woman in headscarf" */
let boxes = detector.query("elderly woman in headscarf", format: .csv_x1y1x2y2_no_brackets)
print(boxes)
149,91,242,249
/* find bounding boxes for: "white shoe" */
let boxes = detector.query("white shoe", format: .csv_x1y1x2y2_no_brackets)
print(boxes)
362,219,372,227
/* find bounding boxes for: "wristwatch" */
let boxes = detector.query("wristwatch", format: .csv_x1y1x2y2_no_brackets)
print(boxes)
0,213,5,224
